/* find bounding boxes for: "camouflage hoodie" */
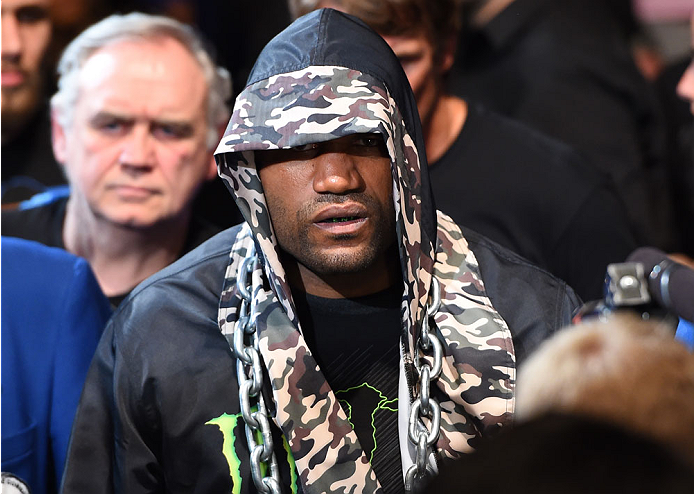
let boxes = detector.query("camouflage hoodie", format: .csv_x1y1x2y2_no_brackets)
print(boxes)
214,9,515,493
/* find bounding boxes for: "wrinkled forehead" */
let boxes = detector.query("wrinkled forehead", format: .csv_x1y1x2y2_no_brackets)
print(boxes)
215,66,396,157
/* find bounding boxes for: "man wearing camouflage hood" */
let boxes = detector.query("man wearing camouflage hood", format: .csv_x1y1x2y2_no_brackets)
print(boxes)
62,9,581,494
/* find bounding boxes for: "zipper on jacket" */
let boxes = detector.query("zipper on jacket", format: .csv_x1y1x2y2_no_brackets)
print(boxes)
400,336,416,403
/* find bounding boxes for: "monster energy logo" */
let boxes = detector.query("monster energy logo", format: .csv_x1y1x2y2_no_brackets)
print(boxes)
206,384,396,491
206,413,298,494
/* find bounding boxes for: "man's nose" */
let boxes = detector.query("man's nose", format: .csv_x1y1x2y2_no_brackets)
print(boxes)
312,152,364,194
119,126,155,173
2,14,22,59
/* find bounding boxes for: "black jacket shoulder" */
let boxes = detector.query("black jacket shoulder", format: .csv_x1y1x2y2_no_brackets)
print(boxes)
464,227,583,365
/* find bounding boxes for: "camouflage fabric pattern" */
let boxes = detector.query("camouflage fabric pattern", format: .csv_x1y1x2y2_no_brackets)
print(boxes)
215,66,515,491
430,211,515,459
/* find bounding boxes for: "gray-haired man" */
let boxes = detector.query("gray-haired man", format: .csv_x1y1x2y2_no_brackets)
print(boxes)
1,12,232,307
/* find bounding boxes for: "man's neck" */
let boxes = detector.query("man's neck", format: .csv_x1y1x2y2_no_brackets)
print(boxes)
471,0,515,27
1,86,44,145
63,197,191,297
424,94,468,164
1,108,37,145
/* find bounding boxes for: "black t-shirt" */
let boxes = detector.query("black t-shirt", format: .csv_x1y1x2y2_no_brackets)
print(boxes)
1,194,221,307
293,285,404,494
429,103,637,302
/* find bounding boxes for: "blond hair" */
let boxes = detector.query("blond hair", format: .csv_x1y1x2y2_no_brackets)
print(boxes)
517,313,694,465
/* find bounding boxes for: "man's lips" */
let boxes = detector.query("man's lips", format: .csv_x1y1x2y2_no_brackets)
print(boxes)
313,203,367,223
312,203,368,234
109,184,158,200
2,70,25,88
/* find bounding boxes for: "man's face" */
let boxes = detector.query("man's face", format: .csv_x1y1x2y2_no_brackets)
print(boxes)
677,14,694,116
255,134,396,276
382,31,442,130
53,37,216,229
1,0,51,133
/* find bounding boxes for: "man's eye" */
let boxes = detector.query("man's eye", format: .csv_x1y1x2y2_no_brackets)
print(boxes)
355,135,382,147
97,121,125,134
153,123,193,140
16,6,49,24
155,125,179,138
291,143,318,152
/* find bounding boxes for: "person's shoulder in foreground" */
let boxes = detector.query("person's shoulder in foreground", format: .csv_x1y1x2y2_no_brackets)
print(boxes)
1,237,111,494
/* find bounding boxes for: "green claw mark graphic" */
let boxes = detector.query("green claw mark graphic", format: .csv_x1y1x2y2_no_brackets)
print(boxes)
282,435,298,494
336,382,398,461
206,413,243,494
206,412,299,493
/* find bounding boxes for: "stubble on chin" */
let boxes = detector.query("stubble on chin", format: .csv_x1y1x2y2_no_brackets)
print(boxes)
273,193,396,276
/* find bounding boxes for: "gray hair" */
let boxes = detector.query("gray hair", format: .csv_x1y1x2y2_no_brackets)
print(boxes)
51,12,232,149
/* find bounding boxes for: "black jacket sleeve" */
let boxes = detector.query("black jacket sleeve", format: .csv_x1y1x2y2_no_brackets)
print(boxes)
61,320,118,494
60,316,165,494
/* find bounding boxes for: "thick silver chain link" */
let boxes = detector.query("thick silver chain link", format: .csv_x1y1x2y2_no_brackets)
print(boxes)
405,277,443,493
233,249,282,494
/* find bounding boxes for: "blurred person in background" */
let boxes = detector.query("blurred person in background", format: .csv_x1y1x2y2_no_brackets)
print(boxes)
289,0,638,302
670,11,694,266
1,0,65,203
451,0,679,253
1,12,231,307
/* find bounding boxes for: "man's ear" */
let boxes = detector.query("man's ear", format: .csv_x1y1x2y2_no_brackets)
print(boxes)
205,121,227,180
51,108,68,165
440,34,458,75
205,155,218,180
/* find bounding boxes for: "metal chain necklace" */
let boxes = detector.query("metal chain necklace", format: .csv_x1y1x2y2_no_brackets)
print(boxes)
233,248,282,494
404,277,443,493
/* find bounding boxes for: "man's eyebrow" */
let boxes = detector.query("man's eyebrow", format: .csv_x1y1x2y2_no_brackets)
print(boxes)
89,113,194,129
89,111,133,124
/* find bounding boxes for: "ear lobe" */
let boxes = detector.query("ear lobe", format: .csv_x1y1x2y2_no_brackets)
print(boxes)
205,121,226,180
440,35,457,75
51,109,68,165
206,154,219,180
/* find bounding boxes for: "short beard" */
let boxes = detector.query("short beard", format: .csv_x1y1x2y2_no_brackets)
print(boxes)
276,192,397,276
1,80,42,143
